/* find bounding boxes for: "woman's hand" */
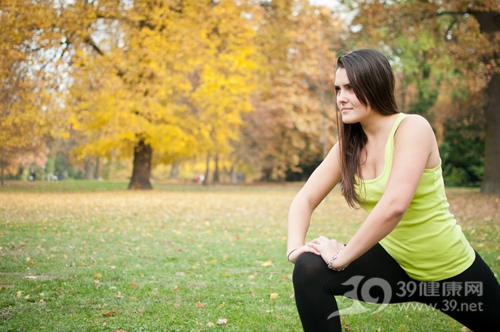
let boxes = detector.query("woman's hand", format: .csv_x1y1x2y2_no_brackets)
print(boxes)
307,236,345,266
287,244,320,264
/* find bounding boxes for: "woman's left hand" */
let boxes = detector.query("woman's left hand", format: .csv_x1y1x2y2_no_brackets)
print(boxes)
307,236,345,265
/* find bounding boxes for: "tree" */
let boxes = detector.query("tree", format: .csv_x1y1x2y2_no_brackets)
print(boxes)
236,0,342,181
62,0,259,188
343,0,500,193
0,0,64,185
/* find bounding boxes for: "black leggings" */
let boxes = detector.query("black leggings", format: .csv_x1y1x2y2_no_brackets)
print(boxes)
293,244,500,331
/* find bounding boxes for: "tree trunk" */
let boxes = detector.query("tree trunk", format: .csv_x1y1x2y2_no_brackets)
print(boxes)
95,156,100,180
169,162,179,180
1,147,5,187
474,11,500,194
481,72,500,194
213,154,220,183
203,154,210,186
86,157,94,180
128,140,153,190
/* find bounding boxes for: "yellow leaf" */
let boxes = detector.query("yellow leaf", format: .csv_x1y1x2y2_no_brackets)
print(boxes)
269,293,279,300
261,260,273,267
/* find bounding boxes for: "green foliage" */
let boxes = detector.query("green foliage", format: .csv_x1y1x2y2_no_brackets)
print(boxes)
440,115,484,187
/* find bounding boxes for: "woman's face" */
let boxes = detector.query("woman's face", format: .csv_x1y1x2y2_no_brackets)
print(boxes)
334,68,372,124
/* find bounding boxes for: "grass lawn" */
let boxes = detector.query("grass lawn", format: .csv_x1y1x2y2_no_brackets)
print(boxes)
0,181,498,331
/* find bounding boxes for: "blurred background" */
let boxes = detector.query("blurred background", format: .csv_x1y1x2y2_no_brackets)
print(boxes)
1,0,499,192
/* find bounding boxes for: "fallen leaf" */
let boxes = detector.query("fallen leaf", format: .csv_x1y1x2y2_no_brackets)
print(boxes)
16,291,22,298
94,273,103,279
196,301,206,308
344,325,351,331
261,260,273,267
217,318,228,326
269,293,279,300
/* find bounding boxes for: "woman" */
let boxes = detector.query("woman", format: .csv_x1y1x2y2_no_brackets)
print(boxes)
287,49,500,331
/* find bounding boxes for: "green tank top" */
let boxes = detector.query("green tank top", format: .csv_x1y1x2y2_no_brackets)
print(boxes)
355,113,475,281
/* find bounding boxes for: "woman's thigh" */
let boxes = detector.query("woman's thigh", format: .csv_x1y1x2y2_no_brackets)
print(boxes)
320,243,415,304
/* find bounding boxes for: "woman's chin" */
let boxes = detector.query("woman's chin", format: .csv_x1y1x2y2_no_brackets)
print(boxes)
341,115,357,124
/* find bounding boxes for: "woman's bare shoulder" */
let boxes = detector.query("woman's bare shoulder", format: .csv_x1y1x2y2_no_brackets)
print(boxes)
399,114,434,136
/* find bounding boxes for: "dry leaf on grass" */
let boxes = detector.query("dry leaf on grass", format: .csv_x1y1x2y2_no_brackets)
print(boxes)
261,260,273,267
217,318,227,326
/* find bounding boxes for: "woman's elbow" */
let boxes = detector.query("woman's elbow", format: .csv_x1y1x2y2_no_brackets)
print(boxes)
388,201,409,221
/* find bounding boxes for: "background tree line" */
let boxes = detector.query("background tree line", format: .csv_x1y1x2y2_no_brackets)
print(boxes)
1,0,499,193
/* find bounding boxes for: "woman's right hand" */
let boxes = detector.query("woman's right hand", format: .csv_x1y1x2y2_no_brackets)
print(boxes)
287,244,320,264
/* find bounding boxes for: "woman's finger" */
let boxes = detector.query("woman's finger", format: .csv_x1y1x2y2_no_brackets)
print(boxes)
304,246,320,255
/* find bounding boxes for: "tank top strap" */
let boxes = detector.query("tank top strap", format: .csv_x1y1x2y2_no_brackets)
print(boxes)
387,113,407,148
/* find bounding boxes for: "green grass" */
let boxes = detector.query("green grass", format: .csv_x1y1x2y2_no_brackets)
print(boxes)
0,181,498,331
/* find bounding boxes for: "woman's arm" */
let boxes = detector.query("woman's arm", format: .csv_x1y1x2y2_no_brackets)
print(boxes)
310,115,440,269
287,143,342,263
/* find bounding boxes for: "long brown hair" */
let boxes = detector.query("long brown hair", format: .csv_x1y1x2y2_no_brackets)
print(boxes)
336,49,399,208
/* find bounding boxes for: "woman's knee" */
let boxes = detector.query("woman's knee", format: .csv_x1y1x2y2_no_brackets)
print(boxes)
293,253,327,286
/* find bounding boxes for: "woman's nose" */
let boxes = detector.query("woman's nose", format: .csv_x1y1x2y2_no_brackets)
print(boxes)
337,90,347,104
